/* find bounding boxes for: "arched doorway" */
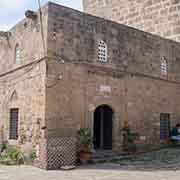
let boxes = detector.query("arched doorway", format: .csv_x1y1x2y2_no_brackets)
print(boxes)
93,105,113,150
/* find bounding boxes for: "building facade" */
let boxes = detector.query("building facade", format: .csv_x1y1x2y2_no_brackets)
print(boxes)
83,0,180,42
0,2,180,155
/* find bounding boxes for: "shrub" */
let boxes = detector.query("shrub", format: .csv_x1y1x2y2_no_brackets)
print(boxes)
78,128,93,152
0,145,25,165
122,125,139,153
0,143,6,154
29,150,37,162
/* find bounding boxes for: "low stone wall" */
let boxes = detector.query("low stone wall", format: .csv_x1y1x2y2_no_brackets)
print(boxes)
35,137,77,170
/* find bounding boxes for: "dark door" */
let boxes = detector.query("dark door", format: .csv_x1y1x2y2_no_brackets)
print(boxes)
103,105,113,149
94,105,113,150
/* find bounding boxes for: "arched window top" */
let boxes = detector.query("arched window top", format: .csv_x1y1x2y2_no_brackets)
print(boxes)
98,40,108,63
15,44,21,64
160,57,168,76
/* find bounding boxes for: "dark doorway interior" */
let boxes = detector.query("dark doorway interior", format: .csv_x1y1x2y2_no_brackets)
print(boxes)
94,105,113,150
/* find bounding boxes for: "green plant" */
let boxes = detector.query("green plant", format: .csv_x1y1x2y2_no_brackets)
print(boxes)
29,150,37,162
6,145,25,165
127,132,139,143
122,125,139,153
0,143,6,154
0,145,25,165
78,128,93,152
127,132,139,153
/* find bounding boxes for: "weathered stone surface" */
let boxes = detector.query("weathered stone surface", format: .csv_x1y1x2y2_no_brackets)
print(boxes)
83,0,180,42
46,3,180,150
0,5,48,148
1,2,180,153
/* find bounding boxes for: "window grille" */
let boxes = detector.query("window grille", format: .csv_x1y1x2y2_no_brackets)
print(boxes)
15,44,21,64
9,108,19,140
160,113,170,140
161,57,167,76
98,40,108,62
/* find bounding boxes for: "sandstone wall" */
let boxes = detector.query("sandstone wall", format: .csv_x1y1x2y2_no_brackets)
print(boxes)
0,60,46,147
46,60,180,150
0,5,48,73
45,60,125,150
45,3,180,150
125,75,180,145
47,3,180,82
0,6,48,147
83,0,180,42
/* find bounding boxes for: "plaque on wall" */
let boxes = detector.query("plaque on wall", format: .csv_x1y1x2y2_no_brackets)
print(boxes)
99,85,111,93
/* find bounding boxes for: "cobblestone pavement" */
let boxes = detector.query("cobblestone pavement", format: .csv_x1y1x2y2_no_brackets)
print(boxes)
1,148,180,180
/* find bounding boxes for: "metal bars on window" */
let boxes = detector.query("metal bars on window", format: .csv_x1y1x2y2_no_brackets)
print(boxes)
9,108,19,140
98,40,108,63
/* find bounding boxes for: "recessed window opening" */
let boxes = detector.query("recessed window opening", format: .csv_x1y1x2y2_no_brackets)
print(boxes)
98,40,108,62
161,57,167,76
9,108,19,140
160,113,170,140
15,44,21,64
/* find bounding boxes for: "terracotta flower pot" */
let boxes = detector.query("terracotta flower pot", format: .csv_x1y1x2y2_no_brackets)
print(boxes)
79,151,92,161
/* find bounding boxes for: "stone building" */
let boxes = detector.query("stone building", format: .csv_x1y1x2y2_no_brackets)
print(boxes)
1,2,180,160
83,0,180,42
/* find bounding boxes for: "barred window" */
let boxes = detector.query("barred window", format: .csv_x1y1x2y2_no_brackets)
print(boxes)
15,44,21,64
9,108,19,140
161,57,167,76
98,40,108,62
160,113,170,140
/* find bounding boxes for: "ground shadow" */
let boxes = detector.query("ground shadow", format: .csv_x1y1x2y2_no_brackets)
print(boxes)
78,147,180,172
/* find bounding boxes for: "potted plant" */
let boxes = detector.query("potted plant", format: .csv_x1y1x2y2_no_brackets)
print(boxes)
126,132,139,153
122,123,139,154
78,128,93,162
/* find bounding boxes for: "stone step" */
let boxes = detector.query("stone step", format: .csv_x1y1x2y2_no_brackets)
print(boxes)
92,152,128,158
90,155,130,164
90,151,130,164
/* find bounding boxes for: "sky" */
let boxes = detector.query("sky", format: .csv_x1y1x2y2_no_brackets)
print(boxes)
0,0,82,30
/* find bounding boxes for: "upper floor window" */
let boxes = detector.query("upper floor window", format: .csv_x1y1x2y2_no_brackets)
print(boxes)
160,57,167,76
15,44,21,64
98,40,108,63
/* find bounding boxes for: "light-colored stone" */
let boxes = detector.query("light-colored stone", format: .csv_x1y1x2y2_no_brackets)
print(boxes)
0,163,180,180
83,0,180,42
0,2,180,153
